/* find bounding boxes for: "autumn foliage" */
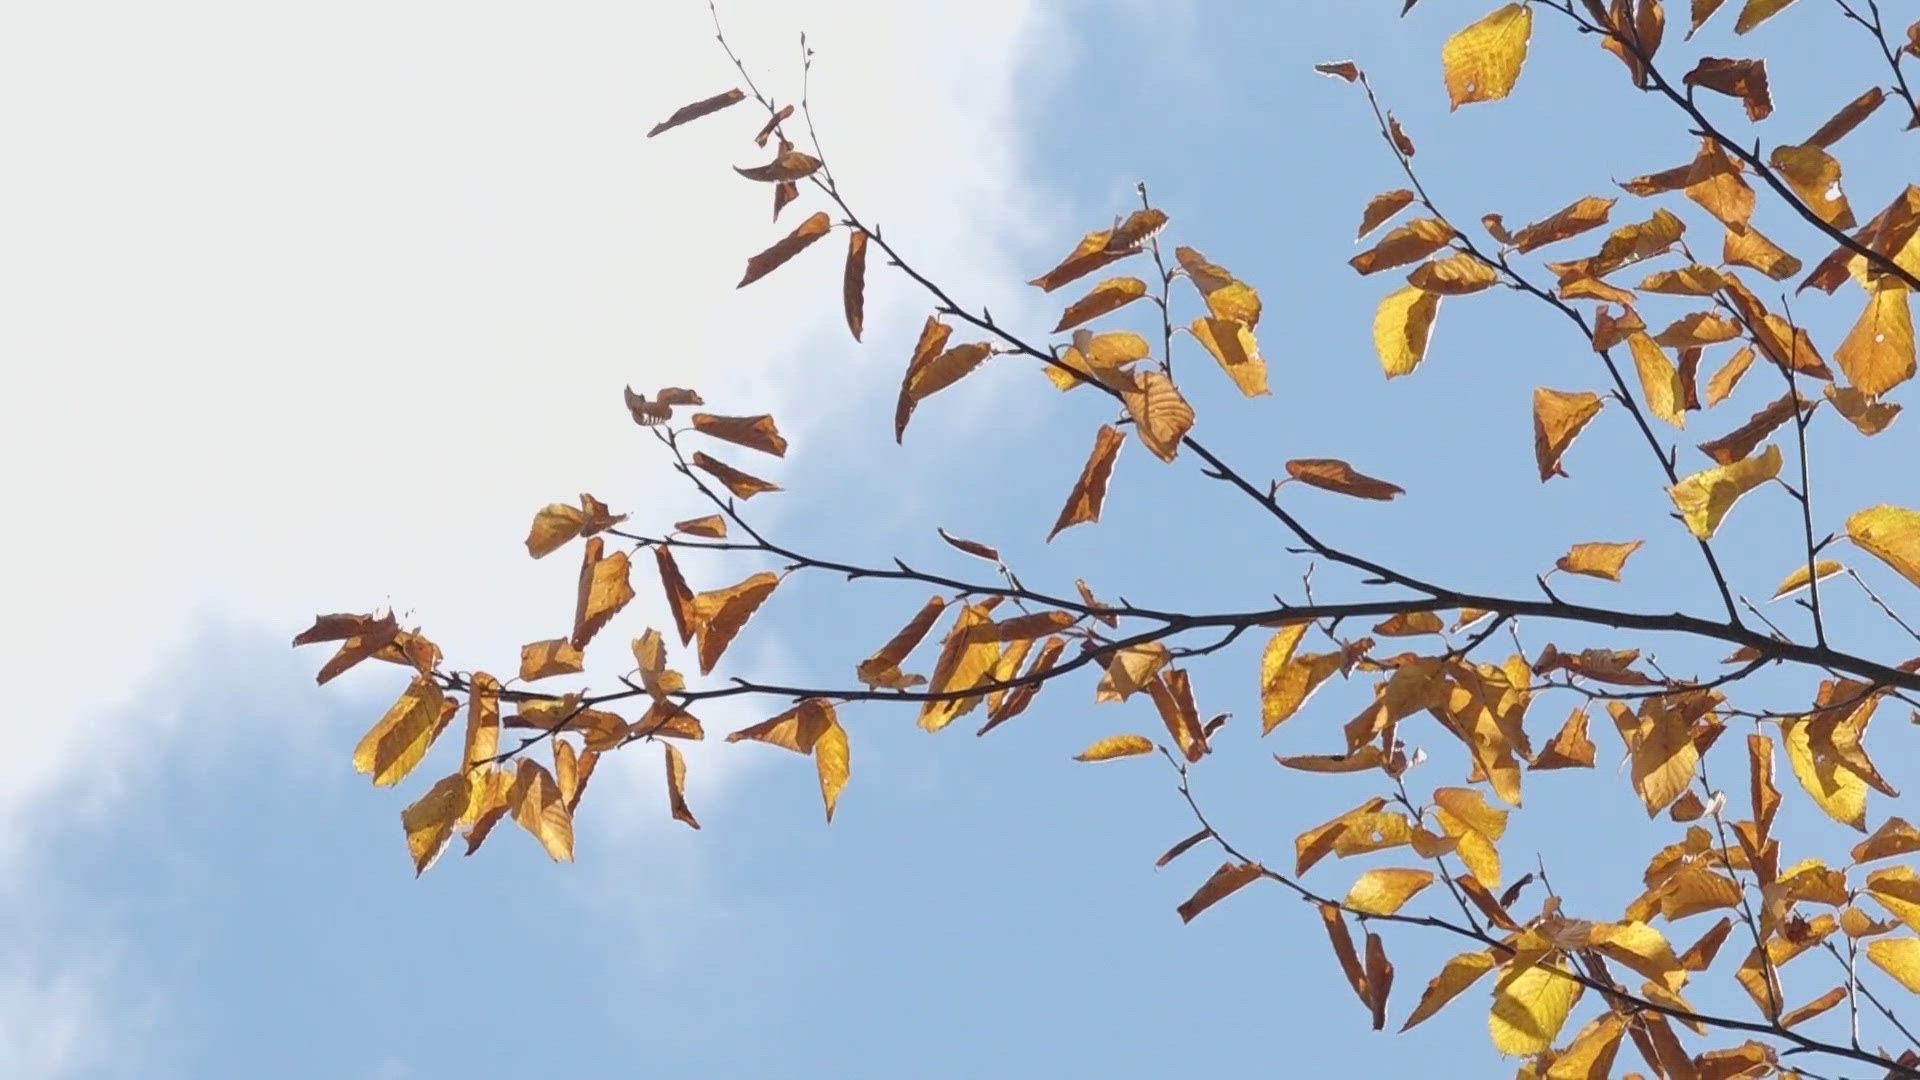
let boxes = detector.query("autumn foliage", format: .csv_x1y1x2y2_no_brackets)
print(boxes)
297,1,1920,1075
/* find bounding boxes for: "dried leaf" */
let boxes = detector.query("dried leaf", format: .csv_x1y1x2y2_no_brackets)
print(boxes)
1826,385,1902,435
1443,4,1534,109
738,211,831,287
1190,318,1269,397
1531,708,1596,770
1346,868,1435,916
1374,285,1442,377
647,88,745,137
1350,218,1456,275
1053,276,1148,332
1121,372,1195,462
1867,937,1920,992
1489,961,1581,1056
937,528,1000,563
1849,505,1920,589
691,571,781,675
1556,540,1644,581
1684,56,1772,121
1835,285,1915,398
1510,195,1615,253
510,758,573,861
1706,345,1756,405
1773,559,1843,599
1627,332,1687,428
1533,387,1606,481
1074,733,1155,762
1408,252,1499,294
843,228,867,341
1725,223,1803,279
520,638,585,681
1401,950,1498,1031
1028,208,1166,292
1669,444,1782,539
1698,392,1806,466
1359,190,1417,239
895,342,994,442
1176,246,1262,325
734,149,822,183
354,678,454,788
571,538,634,650
692,413,788,458
1048,425,1127,541
691,452,781,500
401,772,473,876
815,718,850,822
1734,0,1801,34
857,596,945,689
921,603,1001,731
1286,458,1404,500
673,515,727,539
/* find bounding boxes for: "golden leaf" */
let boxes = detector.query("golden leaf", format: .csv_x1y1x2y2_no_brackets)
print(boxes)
520,638,585,681
1407,252,1499,295
896,343,994,442
354,677,454,788
1434,786,1506,886
1697,392,1806,466
1296,798,1389,876
1531,708,1596,770
1028,208,1166,292
1626,332,1687,428
462,673,500,774
1867,866,1920,933
1275,748,1387,773
691,413,788,457
1867,936,1920,992
728,698,836,754
1670,444,1781,539
1053,276,1148,333
1835,285,1915,399
856,595,945,689
1263,647,1347,733
1442,4,1533,109
691,452,781,500
658,742,699,829
1848,505,1920,589
1147,669,1208,763
1772,559,1843,599
1285,458,1404,500
1096,641,1172,703
1189,317,1269,397
508,758,573,861
1488,961,1581,1056
571,538,634,650
672,515,727,539
1350,218,1456,275
1543,1012,1625,1079
1121,372,1195,462
526,503,586,559
1508,195,1615,253
1640,264,1727,295
631,628,685,701
1855,818,1920,864
1590,921,1687,992
1051,329,1152,393
1175,246,1262,325
1178,861,1263,922
1770,143,1854,229
1074,733,1155,762
1706,345,1756,406
460,767,515,854
1358,189,1417,239
1374,285,1442,377
1319,904,1372,1008
1779,986,1848,1029
401,772,473,876
920,603,1001,731
1346,868,1435,916
815,718,850,822
1555,540,1644,581
1724,223,1803,280
646,88,744,137
1373,611,1443,636
734,149,821,184
1653,312,1741,349
1401,950,1497,1032
1734,0,1801,33
1826,385,1902,435
843,228,867,342
978,636,1065,735
1048,425,1127,541
1533,387,1605,481
305,614,405,686
1591,207,1688,274
691,571,781,675
738,210,831,287
654,546,697,647
1683,56,1772,121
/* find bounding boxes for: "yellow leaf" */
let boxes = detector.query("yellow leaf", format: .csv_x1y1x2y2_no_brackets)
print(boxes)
895,342,994,442
1640,264,1728,295
738,211,831,287
1724,222,1803,280
526,503,586,559
1176,246,1262,325
1319,903,1372,1009
856,596,945,689
1867,936,1920,992
1346,867,1435,916
1358,189,1417,240
1629,699,1704,817
1669,444,1782,539
1147,669,1208,763
1533,388,1605,481
1275,747,1388,773
1653,312,1742,348
1285,458,1404,500
1297,798,1389,876
1590,921,1687,992
570,539,634,651
1784,713,1868,830
1855,818,1920,864
1627,332,1687,428
462,673,500,774
1751,733,1781,841
1867,866,1920,933
1374,285,1442,378
729,699,836,755
401,772,473,876
519,638,584,682
921,603,1001,731
647,87,745,137
691,451,781,500
510,758,574,862
1531,708,1596,770
460,766,514,853
1434,786,1506,886
1373,611,1443,636
979,636,1065,735
1028,208,1166,293
354,677,454,788
1263,649,1346,733
1706,345,1756,406
1773,559,1843,599
1351,218,1456,275
1074,734,1155,762
664,743,699,829
1048,426,1126,541
1401,950,1497,1032
1053,276,1149,333
843,228,867,342
1407,251,1499,294
691,413,788,457
815,718,850,822
1190,317,1269,397
1508,195,1615,253
631,628,686,702
1770,143,1854,229
1166,861,1265,929
1443,4,1533,108
1120,372,1195,462
1849,505,1920,589
1835,285,1915,399
1555,540,1644,581
1097,641,1172,703
1488,961,1581,1056
691,571,781,675
1544,1012,1625,1079
1734,0,1801,34
1779,985,1848,1029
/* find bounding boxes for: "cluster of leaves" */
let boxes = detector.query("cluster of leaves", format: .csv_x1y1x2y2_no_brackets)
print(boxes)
300,1,1920,1075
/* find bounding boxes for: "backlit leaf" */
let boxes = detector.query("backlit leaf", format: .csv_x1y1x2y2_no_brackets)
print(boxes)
815,718,850,822
1640,264,1727,295
921,603,1002,731
1683,57,1772,121
1784,712,1868,829
1346,867,1435,915
1531,708,1596,770
1533,387,1606,481
1029,208,1167,292
843,228,867,341
857,595,945,688
1867,937,1920,992
1826,385,1902,435
1121,372,1195,462
510,758,573,862
1407,252,1498,294
1772,559,1843,599
691,452,781,499
1509,195,1614,253
1351,218,1456,275
1374,285,1442,378
1074,734,1155,762
520,638,585,681
1053,276,1148,333
1442,4,1533,109
1285,458,1404,500
1669,444,1781,539
1556,540,1644,581
401,772,472,876
673,515,727,539
1488,961,1581,1056
1848,505,1920,589
728,698,836,754
663,743,699,829
1544,1012,1625,1079
896,343,993,442
691,571,781,675
1835,285,1916,399
1401,950,1497,1031
1706,345,1756,405
1779,986,1847,1029
1855,818,1920,864
654,546,697,647
1770,143,1854,229
1734,0,1800,34
1363,932,1394,1031
354,677,454,788
1697,392,1806,466
1148,669,1209,763
691,413,788,457
738,211,831,287
571,538,634,650
1176,246,1262,325
1190,318,1269,397
733,149,822,183
1627,332,1687,428
1359,189,1417,239
1179,861,1263,922
1724,222,1803,279
936,528,1000,563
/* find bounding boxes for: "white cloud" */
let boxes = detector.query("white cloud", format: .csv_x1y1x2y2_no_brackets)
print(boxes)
0,0,1068,841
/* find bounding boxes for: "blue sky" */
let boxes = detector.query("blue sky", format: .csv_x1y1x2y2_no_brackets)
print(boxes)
7,1,1919,1076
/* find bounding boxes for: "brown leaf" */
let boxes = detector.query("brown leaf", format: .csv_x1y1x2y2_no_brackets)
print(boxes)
1826,385,1902,435
519,638,585,681
1121,372,1195,462
1147,668,1208,763
1388,113,1416,157
647,88,745,137
772,180,798,221
673,515,727,539
571,538,634,650
728,698,836,754
921,604,1002,732
1178,861,1264,922
1556,540,1645,581
1156,828,1213,868
1509,195,1616,253
1028,208,1167,293
937,527,1000,563
1531,708,1597,769
691,451,781,500
1407,252,1499,294
1534,387,1606,481
734,149,823,184
1836,285,1916,398
1697,391,1808,465
1286,458,1405,500
843,228,867,341
510,758,574,861
691,571,781,675
752,104,794,147
1809,87,1885,149
1319,903,1372,1007
353,678,454,788
1048,425,1126,541
1684,57,1772,120
1053,276,1148,333
738,211,831,287
895,342,994,442
691,413,788,458
1350,218,1456,275
1359,190,1417,239
654,545,698,647
1314,60,1362,82
857,596,946,689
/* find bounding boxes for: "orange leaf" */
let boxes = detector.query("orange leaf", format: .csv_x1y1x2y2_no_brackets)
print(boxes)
647,88,745,137
692,451,782,499
1286,459,1404,500
1533,387,1605,480
843,228,867,341
738,211,831,287
664,743,699,829
691,571,781,675
1048,425,1126,541
692,413,788,457
1053,276,1149,332
571,538,635,651
1177,862,1264,922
